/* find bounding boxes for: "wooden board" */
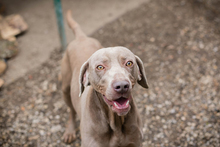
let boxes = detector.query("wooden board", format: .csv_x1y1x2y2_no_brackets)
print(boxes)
0,59,6,76
0,14,28,40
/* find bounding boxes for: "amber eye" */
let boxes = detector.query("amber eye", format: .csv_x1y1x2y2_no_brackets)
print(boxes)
126,61,133,67
97,65,104,70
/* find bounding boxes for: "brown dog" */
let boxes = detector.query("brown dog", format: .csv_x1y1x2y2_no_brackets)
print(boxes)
61,10,149,147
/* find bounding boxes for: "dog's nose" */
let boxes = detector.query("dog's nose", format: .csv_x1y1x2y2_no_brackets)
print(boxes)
112,81,130,94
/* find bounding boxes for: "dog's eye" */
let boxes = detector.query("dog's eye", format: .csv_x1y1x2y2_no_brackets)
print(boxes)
97,65,104,70
126,61,133,67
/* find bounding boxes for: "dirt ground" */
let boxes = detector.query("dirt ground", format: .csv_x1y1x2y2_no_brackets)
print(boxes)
0,0,220,146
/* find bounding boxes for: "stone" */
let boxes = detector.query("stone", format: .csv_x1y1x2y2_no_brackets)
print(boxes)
51,125,62,133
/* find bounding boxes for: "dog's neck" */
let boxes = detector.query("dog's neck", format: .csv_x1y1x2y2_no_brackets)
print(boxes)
86,87,143,144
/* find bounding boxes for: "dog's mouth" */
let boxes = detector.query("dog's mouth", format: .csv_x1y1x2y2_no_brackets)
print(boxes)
103,95,130,116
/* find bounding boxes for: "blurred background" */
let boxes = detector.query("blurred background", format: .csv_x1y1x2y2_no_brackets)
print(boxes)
0,0,220,146
0,0,148,85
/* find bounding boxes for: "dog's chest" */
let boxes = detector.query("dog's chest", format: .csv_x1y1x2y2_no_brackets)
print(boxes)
105,124,141,147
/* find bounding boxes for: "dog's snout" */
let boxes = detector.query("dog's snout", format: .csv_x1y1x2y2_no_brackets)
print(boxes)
113,81,130,94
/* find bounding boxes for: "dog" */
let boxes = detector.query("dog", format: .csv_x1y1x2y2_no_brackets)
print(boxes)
61,10,149,147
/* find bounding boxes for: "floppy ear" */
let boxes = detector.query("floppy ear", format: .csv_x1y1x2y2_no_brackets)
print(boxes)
135,55,149,89
79,60,90,97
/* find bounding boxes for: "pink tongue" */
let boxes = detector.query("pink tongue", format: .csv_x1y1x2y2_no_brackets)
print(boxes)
115,98,128,106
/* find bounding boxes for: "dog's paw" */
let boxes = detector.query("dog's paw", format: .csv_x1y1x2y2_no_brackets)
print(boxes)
62,130,76,144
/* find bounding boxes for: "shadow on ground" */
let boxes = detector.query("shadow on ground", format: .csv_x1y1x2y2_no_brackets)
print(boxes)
0,0,220,146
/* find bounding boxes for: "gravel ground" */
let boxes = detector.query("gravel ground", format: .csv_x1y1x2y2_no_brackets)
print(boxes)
0,0,220,146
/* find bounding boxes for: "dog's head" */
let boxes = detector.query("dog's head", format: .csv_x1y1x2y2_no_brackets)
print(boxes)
79,47,148,116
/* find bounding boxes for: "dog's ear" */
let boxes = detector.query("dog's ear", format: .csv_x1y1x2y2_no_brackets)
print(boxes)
79,60,90,97
135,55,149,89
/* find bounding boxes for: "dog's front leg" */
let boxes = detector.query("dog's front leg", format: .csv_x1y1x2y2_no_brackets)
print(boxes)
81,138,102,147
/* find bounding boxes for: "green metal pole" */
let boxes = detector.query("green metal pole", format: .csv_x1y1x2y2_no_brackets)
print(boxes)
53,0,66,51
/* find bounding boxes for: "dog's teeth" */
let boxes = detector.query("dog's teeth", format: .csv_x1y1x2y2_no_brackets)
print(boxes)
126,100,129,106
114,102,119,108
